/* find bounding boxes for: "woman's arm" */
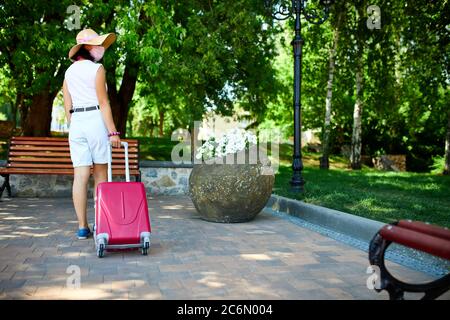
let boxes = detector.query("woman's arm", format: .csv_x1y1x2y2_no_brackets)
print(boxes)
62,79,72,123
95,65,121,148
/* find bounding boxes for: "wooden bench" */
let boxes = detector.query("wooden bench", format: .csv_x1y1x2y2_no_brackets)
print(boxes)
0,136,141,199
369,220,450,300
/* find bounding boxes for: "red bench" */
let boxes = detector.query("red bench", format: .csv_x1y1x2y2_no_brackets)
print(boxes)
369,220,450,300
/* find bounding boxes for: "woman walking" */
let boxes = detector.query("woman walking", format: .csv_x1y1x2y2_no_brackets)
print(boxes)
63,28,121,239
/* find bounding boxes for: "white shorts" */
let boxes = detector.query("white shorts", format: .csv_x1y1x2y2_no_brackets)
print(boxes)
68,109,109,168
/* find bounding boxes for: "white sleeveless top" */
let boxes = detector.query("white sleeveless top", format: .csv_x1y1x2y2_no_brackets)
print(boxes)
64,60,102,107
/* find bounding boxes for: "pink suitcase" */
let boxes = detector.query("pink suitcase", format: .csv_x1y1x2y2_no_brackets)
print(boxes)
94,141,151,258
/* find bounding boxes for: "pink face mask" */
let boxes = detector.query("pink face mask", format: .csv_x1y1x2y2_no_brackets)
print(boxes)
88,46,105,62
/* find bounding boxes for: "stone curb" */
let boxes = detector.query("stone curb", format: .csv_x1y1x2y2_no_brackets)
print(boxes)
264,194,449,276
265,194,385,243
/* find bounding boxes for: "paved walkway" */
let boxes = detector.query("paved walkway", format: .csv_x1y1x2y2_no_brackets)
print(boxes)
0,195,447,300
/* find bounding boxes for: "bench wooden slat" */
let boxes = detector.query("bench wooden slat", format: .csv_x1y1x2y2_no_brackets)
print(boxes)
8,157,139,164
379,225,450,260
10,146,139,153
397,220,450,241
12,141,69,146
11,137,139,147
11,137,69,140
8,158,76,163
0,168,140,175
9,151,77,157
11,137,69,141
7,163,139,169
8,151,138,158
11,145,71,151
11,140,137,148
12,136,138,143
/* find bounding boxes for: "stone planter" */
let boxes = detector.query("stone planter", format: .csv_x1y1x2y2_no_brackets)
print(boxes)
188,150,275,223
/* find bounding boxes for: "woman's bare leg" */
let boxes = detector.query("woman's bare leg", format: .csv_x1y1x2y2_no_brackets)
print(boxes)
73,166,91,229
93,163,108,200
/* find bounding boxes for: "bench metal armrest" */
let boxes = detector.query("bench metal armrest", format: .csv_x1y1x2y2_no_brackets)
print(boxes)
369,221,450,300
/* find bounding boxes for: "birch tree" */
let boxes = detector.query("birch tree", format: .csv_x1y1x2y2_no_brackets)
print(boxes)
350,1,366,170
320,8,344,169
445,110,450,175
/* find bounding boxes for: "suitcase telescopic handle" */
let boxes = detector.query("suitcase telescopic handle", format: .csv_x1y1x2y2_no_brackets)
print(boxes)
107,141,130,183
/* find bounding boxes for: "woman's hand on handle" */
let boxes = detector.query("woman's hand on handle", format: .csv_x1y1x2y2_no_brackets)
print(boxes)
110,135,121,148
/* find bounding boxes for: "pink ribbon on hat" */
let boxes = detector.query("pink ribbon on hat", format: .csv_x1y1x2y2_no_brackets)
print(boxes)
77,34,98,44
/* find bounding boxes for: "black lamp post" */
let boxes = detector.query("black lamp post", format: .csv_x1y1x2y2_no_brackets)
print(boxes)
264,0,334,192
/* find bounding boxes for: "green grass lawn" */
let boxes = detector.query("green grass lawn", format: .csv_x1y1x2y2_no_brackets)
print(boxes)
274,163,450,228
129,136,182,161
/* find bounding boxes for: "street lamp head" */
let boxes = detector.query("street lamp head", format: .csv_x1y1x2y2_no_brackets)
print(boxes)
264,0,293,21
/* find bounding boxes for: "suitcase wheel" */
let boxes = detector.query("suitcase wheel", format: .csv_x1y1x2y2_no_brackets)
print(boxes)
142,239,150,255
97,243,105,258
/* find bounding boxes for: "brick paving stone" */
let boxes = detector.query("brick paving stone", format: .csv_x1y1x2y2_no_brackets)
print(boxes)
33,283,64,300
129,288,163,300
89,266,119,277
12,270,46,281
291,288,333,300
59,285,112,300
159,288,193,300
1,195,448,300
2,285,38,299
325,287,359,300
0,271,15,281
158,279,184,291
0,279,26,290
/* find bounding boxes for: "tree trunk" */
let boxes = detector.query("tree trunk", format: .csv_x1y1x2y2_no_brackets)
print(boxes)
190,122,199,164
22,88,58,136
444,110,450,175
149,118,155,138
106,60,139,137
350,3,364,170
13,93,24,129
118,64,138,135
104,7,148,138
350,60,363,170
158,110,164,137
320,17,341,170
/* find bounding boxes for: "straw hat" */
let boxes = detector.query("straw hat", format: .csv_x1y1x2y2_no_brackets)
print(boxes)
68,28,116,59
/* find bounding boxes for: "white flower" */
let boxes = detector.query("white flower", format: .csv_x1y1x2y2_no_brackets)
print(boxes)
195,128,257,161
